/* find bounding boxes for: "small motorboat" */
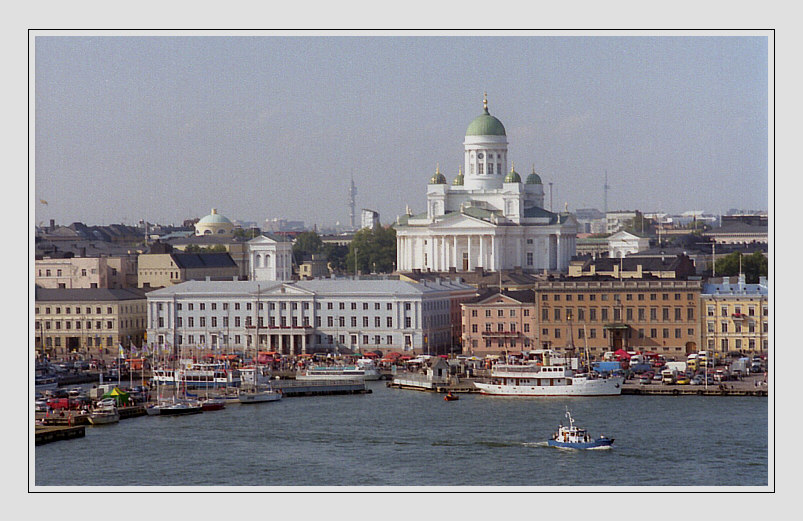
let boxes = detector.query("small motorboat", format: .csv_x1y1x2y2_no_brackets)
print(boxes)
444,392,459,401
547,409,614,449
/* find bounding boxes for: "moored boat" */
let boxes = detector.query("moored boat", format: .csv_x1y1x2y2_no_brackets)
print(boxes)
238,386,282,404
474,362,623,397
296,365,366,381
88,400,120,425
200,397,227,411
146,398,203,416
547,409,614,449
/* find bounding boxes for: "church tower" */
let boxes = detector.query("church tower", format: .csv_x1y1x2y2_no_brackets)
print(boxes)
463,93,509,191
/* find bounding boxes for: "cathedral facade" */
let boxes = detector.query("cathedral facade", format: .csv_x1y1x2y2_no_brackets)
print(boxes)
395,96,578,274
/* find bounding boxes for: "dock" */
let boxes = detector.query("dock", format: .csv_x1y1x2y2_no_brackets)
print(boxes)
621,383,767,397
35,425,85,445
387,375,479,393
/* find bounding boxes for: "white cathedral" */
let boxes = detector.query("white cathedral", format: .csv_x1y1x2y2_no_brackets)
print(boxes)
395,95,577,274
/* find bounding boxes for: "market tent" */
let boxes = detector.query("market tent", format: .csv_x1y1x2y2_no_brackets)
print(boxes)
101,387,130,406
613,349,631,360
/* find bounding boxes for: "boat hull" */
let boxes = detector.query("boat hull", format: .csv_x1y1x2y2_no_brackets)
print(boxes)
547,438,614,449
474,376,623,396
238,391,282,404
88,413,120,425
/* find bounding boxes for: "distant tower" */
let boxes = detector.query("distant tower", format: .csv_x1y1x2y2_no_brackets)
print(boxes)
603,170,610,215
349,174,357,231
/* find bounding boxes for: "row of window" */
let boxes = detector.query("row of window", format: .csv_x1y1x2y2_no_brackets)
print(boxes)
542,292,695,302
161,301,410,312
36,305,140,315
541,306,696,322
707,321,769,334
706,305,769,317
37,268,99,277
471,322,531,333
157,315,416,330
470,309,531,317
541,327,695,340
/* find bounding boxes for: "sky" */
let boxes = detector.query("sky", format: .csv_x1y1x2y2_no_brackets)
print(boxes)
33,33,769,228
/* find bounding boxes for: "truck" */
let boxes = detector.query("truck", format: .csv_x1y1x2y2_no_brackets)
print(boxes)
661,368,677,384
664,361,687,374
729,357,750,377
592,361,622,374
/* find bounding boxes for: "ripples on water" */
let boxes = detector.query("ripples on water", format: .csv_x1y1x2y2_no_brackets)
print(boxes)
34,381,768,488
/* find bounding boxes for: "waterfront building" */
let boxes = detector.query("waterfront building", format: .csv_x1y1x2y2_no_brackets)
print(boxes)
35,255,138,289
145,277,476,356
700,275,769,355
533,279,702,359
461,290,538,357
34,287,148,360
395,95,577,274
137,250,240,288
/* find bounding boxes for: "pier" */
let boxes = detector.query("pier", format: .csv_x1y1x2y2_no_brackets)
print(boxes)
621,383,767,397
35,425,85,445
272,379,369,397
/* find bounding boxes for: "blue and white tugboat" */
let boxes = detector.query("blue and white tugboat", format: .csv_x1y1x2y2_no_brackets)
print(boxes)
547,409,614,449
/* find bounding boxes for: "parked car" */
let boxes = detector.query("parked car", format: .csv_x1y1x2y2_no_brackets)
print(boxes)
638,375,651,385
652,372,663,381
675,376,690,385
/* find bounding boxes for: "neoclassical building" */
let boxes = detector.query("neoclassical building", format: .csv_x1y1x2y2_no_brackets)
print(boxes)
396,95,577,274
247,234,294,281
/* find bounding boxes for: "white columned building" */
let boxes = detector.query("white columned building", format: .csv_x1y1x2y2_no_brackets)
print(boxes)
247,234,294,281
396,95,577,274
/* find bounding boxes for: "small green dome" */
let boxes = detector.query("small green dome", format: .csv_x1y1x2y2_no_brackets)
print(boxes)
429,165,446,184
504,166,521,183
197,208,232,225
526,167,543,185
465,94,506,136
452,167,464,186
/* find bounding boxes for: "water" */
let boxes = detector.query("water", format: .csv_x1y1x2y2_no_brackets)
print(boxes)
34,381,768,487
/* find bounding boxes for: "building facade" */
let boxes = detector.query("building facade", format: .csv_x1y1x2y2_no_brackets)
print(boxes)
138,252,240,288
35,255,138,289
701,275,769,355
396,95,577,274
534,279,702,359
461,290,538,357
34,287,148,360
145,278,476,356
247,234,294,281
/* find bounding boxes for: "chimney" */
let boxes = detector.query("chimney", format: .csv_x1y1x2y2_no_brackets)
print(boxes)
49,219,55,231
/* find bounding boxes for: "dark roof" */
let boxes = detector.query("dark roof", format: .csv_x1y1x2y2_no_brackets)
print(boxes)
35,287,149,302
171,252,237,269
464,289,535,305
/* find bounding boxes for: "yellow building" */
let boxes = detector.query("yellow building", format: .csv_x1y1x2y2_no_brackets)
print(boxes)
701,276,769,355
35,287,148,361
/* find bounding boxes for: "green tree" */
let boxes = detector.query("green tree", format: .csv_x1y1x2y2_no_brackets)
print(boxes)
714,251,768,283
345,226,397,274
292,231,324,264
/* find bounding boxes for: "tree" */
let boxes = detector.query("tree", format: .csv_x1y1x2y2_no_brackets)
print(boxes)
345,226,397,274
292,231,324,264
714,251,768,283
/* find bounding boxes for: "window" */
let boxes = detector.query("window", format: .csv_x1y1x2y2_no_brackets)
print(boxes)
363,316,369,327
527,252,533,266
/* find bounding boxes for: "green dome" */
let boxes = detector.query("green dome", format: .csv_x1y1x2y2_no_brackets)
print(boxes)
452,167,464,186
465,95,506,136
526,167,543,185
504,166,521,183
197,208,232,224
429,165,446,184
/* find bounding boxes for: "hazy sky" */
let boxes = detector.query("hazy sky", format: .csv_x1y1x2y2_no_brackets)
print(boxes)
34,33,769,228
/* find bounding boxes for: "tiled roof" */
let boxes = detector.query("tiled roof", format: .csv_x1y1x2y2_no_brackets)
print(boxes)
35,287,149,302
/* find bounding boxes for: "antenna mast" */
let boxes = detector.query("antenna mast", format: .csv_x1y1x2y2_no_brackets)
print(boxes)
349,173,357,231
604,170,610,215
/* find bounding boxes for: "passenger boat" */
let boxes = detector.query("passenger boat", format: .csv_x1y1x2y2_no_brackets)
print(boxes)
356,358,382,380
474,363,623,396
547,409,614,449
238,387,282,404
151,361,241,389
35,376,59,391
296,365,367,381
88,401,120,425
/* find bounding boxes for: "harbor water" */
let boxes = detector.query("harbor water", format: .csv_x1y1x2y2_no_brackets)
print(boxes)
34,381,768,487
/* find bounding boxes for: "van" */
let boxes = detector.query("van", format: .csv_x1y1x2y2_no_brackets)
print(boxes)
661,369,676,384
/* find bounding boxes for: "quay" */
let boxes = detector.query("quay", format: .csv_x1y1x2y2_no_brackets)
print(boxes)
621,383,767,397
272,379,369,397
35,425,85,445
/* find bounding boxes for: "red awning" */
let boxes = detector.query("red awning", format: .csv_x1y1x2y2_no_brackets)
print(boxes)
614,349,631,359
362,352,379,357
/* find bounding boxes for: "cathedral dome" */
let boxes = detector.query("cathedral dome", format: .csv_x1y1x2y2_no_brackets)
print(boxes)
429,165,447,184
452,167,465,186
504,166,521,183
526,167,543,185
466,94,506,136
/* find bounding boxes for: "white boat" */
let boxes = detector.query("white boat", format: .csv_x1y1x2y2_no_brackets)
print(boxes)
151,360,241,389
238,387,282,404
88,400,120,425
547,409,614,449
356,358,382,380
474,363,623,396
296,365,367,381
